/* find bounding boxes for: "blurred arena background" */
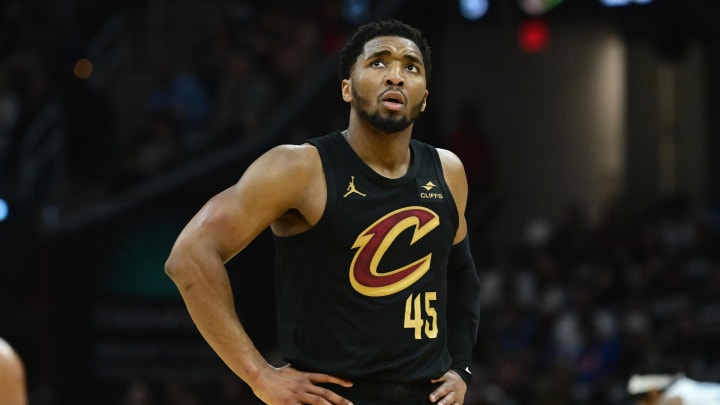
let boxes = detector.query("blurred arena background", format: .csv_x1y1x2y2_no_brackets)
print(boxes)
1,0,719,403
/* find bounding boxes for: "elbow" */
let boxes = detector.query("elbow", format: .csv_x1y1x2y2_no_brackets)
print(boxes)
164,246,218,289
164,252,188,284
165,254,199,294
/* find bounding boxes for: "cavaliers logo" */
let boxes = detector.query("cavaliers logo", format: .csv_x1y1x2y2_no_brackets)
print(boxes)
349,206,440,296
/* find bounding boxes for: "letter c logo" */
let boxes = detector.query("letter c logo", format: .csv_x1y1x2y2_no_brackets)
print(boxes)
349,206,440,296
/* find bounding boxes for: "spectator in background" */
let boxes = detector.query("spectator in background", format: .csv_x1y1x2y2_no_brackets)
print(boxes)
145,62,209,154
115,110,183,188
255,8,322,88
0,337,28,405
209,48,279,145
628,373,720,405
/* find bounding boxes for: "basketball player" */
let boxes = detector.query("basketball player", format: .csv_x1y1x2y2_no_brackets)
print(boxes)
628,373,720,404
165,19,482,405
0,337,28,405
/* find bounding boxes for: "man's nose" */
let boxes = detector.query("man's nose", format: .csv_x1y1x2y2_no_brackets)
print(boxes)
385,66,405,87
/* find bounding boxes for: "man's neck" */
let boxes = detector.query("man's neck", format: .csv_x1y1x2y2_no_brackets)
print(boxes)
342,123,413,179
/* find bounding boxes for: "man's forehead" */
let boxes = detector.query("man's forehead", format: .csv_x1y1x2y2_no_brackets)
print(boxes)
361,36,423,60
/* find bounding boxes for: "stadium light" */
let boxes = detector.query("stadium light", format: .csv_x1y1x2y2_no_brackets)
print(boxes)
518,19,550,53
0,198,8,222
459,0,489,21
342,0,370,24
600,0,655,7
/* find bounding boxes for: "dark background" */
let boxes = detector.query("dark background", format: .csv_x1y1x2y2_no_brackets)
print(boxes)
1,0,720,403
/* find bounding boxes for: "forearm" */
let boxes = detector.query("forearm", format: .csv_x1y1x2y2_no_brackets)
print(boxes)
446,236,481,382
165,250,267,386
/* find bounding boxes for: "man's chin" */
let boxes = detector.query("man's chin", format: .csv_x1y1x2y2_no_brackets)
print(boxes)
371,118,412,134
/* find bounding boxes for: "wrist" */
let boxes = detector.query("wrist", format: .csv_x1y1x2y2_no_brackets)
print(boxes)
450,365,472,385
237,351,270,388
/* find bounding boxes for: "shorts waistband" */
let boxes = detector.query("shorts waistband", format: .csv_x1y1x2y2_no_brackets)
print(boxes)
320,379,438,403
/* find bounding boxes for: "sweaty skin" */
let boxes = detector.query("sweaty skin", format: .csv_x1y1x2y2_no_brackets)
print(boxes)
165,34,471,405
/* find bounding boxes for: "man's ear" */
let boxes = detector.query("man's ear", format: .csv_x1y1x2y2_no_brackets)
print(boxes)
420,90,429,112
342,79,352,103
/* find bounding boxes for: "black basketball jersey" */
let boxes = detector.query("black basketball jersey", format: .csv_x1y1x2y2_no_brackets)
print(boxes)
273,130,459,382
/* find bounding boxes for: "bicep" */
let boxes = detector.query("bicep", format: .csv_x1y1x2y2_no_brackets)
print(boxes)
176,145,316,262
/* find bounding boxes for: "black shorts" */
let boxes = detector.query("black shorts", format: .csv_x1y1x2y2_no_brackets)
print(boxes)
319,380,440,404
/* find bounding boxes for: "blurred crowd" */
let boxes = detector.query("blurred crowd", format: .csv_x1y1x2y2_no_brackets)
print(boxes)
0,0,351,207
466,192,720,404
114,0,350,191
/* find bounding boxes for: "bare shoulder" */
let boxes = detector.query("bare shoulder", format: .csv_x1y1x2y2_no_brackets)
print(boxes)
269,142,320,161
436,147,466,181
436,147,469,241
231,142,323,209
186,142,323,253
254,143,325,235
256,143,321,177
437,146,463,165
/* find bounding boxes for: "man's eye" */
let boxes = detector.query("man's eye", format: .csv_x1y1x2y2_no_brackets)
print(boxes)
407,65,418,72
371,60,385,67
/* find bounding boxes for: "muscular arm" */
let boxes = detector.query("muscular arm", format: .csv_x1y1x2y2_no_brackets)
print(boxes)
429,149,482,405
438,149,469,245
165,144,351,404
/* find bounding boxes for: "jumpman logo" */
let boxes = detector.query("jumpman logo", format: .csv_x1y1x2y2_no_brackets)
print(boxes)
343,176,366,198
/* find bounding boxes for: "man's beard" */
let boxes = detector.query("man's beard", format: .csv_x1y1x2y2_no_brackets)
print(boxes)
352,88,424,134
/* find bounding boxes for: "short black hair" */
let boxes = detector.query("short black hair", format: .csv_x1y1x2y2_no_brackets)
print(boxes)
338,19,432,83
